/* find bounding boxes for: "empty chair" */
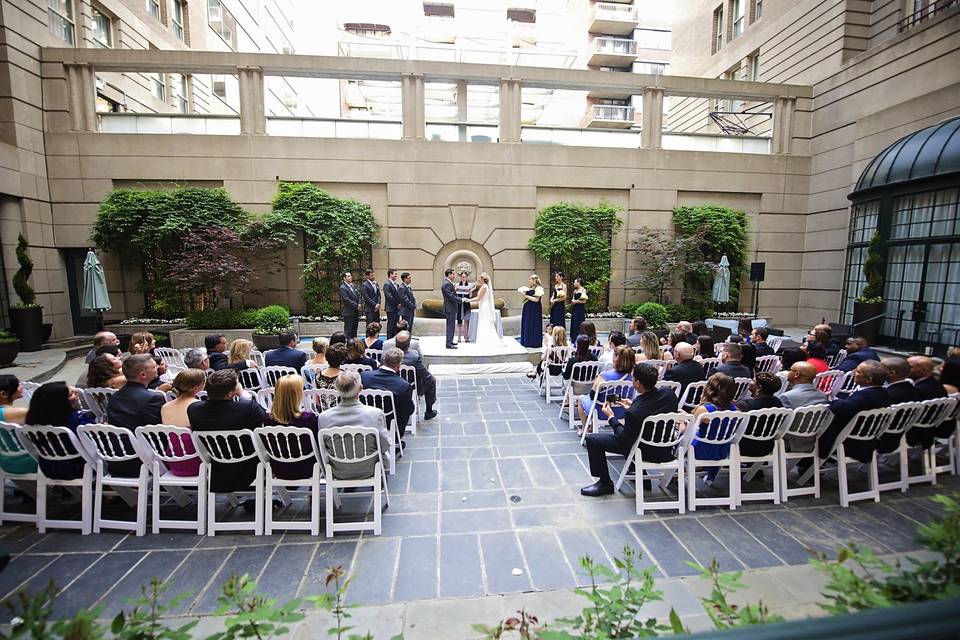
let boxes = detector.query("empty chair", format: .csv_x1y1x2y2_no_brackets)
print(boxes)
77,423,151,536
814,370,845,397
81,387,117,422
736,407,793,505
679,381,708,413
875,401,927,493
732,377,753,401
614,412,695,515
155,347,185,369
0,422,37,525
238,368,265,391
301,363,327,390
655,380,682,399
304,389,340,414
755,355,782,374
135,424,206,535
778,404,833,501
318,426,390,537
398,364,419,436
341,363,372,374
192,429,265,535
357,389,399,472
263,366,297,388
256,387,276,412
254,426,327,536
686,410,748,511
16,425,96,534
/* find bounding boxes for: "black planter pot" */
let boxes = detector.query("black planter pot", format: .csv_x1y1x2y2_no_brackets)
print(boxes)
0,341,19,366
10,306,43,352
252,333,280,351
852,301,885,345
42,323,53,343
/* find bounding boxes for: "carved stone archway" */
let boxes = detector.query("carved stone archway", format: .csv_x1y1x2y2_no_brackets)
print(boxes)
431,240,494,294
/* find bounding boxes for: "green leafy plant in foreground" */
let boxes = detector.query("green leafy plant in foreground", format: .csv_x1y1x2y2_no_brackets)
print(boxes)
690,560,785,630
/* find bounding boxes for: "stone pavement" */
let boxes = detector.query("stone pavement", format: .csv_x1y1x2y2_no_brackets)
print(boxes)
0,373,956,637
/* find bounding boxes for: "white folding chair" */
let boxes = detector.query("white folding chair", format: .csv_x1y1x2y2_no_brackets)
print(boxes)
250,349,266,368
875,401,927,493
301,363,327,389
755,355,782,374
398,364,420,436
0,422,37,525
579,379,636,445
680,381,709,413
341,363,372,374
778,404,833,501
826,349,847,369
256,387,276,412
358,389,399,473
588,346,603,359
931,394,960,476
736,407,793,505
263,366,297,388
17,425,96,534
614,412,695,515
155,347,185,369
701,358,721,376
811,407,895,507
910,396,960,483
365,349,383,364
77,424,150,536
192,429,265,535
814,370,845,397
254,426,328,535
687,410,748,511
773,371,790,397
20,382,40,404
831,371,859,399
733,377,753,401
560,361,602,430
135,425,205,534
304,389,340,414
655,380,682,398
238,367,265,391
767,336,784,353
81,387,117,422
542,346,571,403
318,426,390,537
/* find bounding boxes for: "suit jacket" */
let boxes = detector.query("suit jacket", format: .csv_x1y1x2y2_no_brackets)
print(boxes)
361,279,381,315
753,343,775,357
441,279,459,315
264,345,307,370
913,376,947,400
605,387,680,461
188,398,265,493
779,383,828,409
316,399,392,480
886,380,922,404
340,282,360,317
401,349,433,391
382,337,420,354
105,382,166,476
399,283,416,316
714,362,752,380
821,385,891,462
835,347,880,372
626,332,642,348
209,352,247,372
383,280,400,313
908,376,950,446
663,360,705,394
360,366,415,435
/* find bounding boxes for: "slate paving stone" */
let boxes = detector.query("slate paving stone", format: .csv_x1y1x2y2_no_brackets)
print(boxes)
439,534,484,598
595,522,662,576
299,541,358,597
497,457,535,488
408,461,440,493
0,553,103,623
796,507,892,554
97,550,188,617
439,459,471,491
0,554,56,599
485,421,511,434
346,538,399,605
0,527,42,555
727,513,814,565
27,531,126,554
854,503,926,546
886,498,939,524
394,536,438,601
50,551,145,618
700,514,782,568
664,518,741,572
556,528,610,581
441,508,512,534
116,532,202,551
762,510,837,558
441,490,505,511
517,530,578,590
255,543,317,604
826,506,918,552
479,531,532,593
628,521,700,577
191,545,275,614
469,459,502,489
524,456,564,487
382,513,438,536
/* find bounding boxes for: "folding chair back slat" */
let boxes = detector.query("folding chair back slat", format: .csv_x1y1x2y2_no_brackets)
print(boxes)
883,401,926,437
77,423,142,463
155,347,185,368
814,370,845,396
135,425,198,464
19,425,94,464
741,407,793,442
82,387,117,421
301,363,327,389
701,358,721,376
250,349,266,368
238,368,265,391
263,366,297,388
680,381,708,412
913,396,959,430
304,389,340,414
838,408,895,443
256,387,276,411
358,389,396,432
319,426,381,466
193,430,261,464
588,346,603,359
655,380,682,398
755,355,782,374
365,349,383,364
733,377,753,400
833,371,858,398
693,410,747,445
826,349,847,369
21,382,40,404
767,336,784,353
255,426,320,465
786,404,833,439
637,412,694,449
341,363,373,374
570,361,601,384
0,422,29,460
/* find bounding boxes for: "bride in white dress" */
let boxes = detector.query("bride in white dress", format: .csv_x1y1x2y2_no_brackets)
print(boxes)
469,272,504,347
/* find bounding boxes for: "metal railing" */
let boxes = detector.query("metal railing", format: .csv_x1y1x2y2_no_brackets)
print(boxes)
591,104,635,122
594,2,638,20
591,37,637,56
898,0,959,30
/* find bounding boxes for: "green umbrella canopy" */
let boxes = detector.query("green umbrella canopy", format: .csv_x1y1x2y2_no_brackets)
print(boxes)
81,250,112,313
712,254,730,303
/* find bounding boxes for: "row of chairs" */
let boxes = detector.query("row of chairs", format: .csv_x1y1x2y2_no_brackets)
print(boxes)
0,421,390,537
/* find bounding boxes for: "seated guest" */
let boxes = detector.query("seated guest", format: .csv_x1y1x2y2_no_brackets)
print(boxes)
395,331,438,421
317,371,393,480
328,331,348,347
159,369,206,477
835,336,880,372
715,343,752,379
0,375,34,479
183,348,209,371
25,382,94,480
580,362,679,496
740,343,757,376
206,334,233,371
578,321,598,346
779,362,828,409
345,338,378,369
77,344,121,390
727,334,743,343
360,348,415,442
364,322,384,351
737,319,753,342
106,354,165,477
817,361,891,463
661,332,684,361
85,331,120,365
676,320,696,344
315,343,347,390
800,342,829,373
187,370,265,500
692,321,709,338
663,342,705,395
265,331,307,370
599,331,627,371
882,357,921,404
148,354,174,392
229,339,258,370
941,347,960,394
626,317,646,348
750,327,775,357
128,331,155,357
906,355,950,448
813,323,843,357
309,337,329,367
682,373,738,484
578,345,635,434
264,374,320,480
382,319,419,353
736,372,783,412
86,353,125,389
636,331,662,362
780,348,807,372
532,325,567,380
562,335,598,385
693,335,714,362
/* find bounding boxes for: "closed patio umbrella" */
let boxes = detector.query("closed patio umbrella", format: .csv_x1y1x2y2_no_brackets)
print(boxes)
712,254,730,304
81,250,111,329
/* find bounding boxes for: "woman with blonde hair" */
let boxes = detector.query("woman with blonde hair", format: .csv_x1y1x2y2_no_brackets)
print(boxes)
229,338,256,368
264,374,320,479
309,337,329,366
636,331,663,362
531,325,568,380
159,369,206,477
577,345,635,435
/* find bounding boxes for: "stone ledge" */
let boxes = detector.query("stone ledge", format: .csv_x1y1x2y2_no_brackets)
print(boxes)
0,348,67,382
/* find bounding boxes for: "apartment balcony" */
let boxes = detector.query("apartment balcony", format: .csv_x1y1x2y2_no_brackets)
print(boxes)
590,2,639,36
587,37,636,67
584,103,635,128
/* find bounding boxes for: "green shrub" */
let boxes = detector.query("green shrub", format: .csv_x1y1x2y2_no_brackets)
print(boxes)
621,302,641,318
12,234,37,307
254,305,292,334
185,308,259,330
636,302,668,329
665,303,692,323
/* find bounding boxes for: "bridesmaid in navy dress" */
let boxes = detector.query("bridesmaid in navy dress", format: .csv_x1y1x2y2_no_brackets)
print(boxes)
518,274,545,347
549,271,567,328
569,278,588,340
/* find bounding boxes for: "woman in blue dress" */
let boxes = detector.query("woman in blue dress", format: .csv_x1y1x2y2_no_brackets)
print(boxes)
569,278,588,341
517,274,544,348
683,373,738,485
549,271,567,328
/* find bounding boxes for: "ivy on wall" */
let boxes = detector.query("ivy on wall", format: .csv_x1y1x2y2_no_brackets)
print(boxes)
673,205,749,309
528,201,624,311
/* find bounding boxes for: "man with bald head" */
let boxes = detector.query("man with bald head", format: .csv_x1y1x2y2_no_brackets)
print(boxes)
906,355,948,448
779,361,829,409
817,360,891,462
662,342,704,395
676,320,696,344
883,357,922,404
835,336,880,372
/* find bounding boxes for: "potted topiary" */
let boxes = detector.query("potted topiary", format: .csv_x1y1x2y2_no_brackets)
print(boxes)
0,330,19,366
10,234,43,352
852,230,885,345
636,301,669,338
252,305,292,351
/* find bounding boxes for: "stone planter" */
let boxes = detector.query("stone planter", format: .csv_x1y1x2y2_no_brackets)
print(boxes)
853,301,884,345
252,333,281,351
10,306,43,352
170,328,254,350
0,341,19,366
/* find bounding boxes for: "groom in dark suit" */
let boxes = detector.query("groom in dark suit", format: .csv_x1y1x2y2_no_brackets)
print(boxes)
383,269,400,339
442,268,458,349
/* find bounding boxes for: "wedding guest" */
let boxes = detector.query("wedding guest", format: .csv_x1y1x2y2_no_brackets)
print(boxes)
740,343,757,376
694,335,714,362
395,331,438,421
813,323,843,357
229,339,258,369
364,322,384,351
159,369,205,477
817,361,890,462
940,347,960,394
599,331,627,371
345,338,378,369
907,355,953,447
692,321,709,338
779,362,828,409
361,348,415,441
661,331,684,361
25,382,94,480
84,331,120,364
736,372,783,411
329,331,347,347
562,335,598,391
626,317,646,348
309,337,329,367
399,272,416,332
206,334,234,371
339,272,361,339
802,341,829,373
835,336,880,372
317,371,393,479
676,321,696,344
106,354,164,477
569,278,588,342
265,331,307,370
86,353,125,389
77,344,122,387
315,343,347,390
663,342,705,394
578,345,635,435
361,269,381,326
518,274,544,348
264,374,320,479
456,271,473,344
636,331,662,362
0,375,34,479
183,348,209,371
715,343,751,379
532,326,568,381
549,272,567,328
682,372,738,485
128,331,155,356
737,319,753,342
383,269,401,339
750,327,775,357
579,321,598,346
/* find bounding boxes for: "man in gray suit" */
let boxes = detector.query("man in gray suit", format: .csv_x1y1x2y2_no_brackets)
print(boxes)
441,268,458,349
399,272,416,333
779,361,829,454
316,371,393,480
382,318,420,354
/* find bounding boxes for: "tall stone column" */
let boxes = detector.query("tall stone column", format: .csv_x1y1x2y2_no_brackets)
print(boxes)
401,73,425,140
237,66,265,135
64,63,97,132
640,87,664,149
456,79,468,142
772,96,796,155
498,78,522,143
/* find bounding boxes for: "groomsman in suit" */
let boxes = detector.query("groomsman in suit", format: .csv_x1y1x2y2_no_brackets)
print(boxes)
383,269,401,339
399,272,416,333
339,272,361,339
362,269,381,326
441,269,459,349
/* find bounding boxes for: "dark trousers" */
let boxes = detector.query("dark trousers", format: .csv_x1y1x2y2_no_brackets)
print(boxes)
818,420,875,463
404,313,415,335
586,433,674,484
445,313,456,346
365,310,379,325
386,311,399,339
343,315,359,339
419,374,437,411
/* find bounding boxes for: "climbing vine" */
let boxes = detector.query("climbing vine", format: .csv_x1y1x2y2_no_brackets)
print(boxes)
673,205,749,309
